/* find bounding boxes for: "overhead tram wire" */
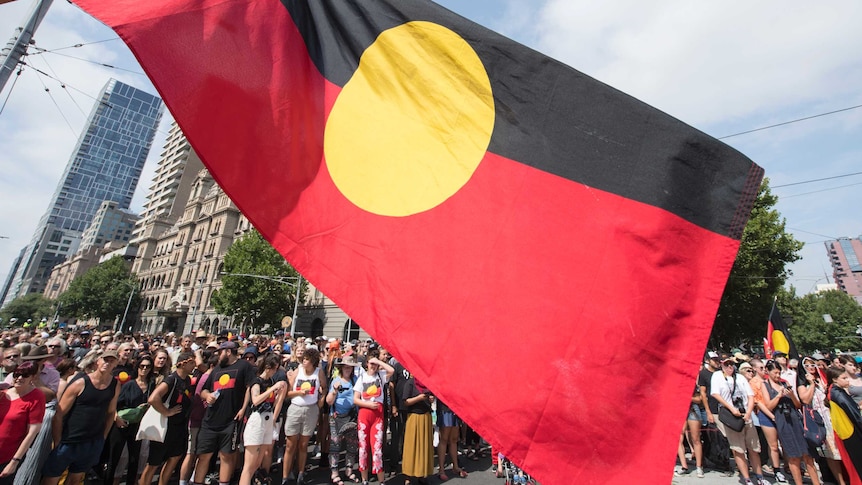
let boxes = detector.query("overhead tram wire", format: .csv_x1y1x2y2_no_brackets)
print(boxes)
46,38,118,52
30,46,147,76
772,171,862,189
780,181,862,199
31,65,77,136
0,67,23,116
718,103,862,140
32,54,87,118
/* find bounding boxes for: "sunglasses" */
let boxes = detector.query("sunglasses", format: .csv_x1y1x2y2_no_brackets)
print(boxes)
47,344,61,348
100,340,111,344
12,371,34,378
243,355,256,360
139,364,152,369
743,369,755,373
4,355,20,360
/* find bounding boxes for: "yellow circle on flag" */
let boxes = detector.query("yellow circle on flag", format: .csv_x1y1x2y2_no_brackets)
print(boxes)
118,371,129,383
219,374,230,386
771,330,790,354
325,21,495,217
830,401,854,440
301,382,312,391
366,384,378,396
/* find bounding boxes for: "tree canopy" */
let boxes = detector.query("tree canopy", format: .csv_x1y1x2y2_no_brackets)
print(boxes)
57,256,140,325
711,179,803,347
0,293,55,327
211,230,305,332
778,287,862,353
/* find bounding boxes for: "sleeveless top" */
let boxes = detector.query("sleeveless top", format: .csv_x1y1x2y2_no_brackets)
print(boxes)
291,366,320,407
63,373,118,443
848,383,862,404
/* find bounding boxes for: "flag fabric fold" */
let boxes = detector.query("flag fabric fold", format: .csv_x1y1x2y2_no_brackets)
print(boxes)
73,0,763,483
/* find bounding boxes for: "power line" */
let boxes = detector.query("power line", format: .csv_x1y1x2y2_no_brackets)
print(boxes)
773,171,862,189
30,47,146,76
718,104,862,139
32,67,76,136
780,181,862,199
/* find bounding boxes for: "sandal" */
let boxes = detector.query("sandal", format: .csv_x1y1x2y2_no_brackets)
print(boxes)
347,472,360,483
438,472,449,481
454,469,468,478
330,473,344,485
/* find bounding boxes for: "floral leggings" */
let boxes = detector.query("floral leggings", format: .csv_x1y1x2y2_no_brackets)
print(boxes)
357,406,384,473
328,414,357,471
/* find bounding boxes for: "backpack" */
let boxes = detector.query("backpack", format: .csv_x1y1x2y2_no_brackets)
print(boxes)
801,405,826,447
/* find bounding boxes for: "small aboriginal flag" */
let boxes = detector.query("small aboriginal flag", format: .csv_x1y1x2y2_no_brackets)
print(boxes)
74,1,763,483
765,303,799,360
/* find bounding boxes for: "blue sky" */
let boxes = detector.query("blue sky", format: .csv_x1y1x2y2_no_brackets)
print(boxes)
1,0,861,300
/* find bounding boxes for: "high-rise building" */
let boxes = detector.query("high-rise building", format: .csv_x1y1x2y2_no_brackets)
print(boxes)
130,121,203,277
825,237,862,304
2,79,162,305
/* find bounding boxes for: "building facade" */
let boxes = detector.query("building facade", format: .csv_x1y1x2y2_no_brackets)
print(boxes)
2,79,162,305
826,237,862,305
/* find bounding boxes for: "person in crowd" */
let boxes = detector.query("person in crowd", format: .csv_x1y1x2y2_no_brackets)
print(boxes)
43,339,65,370
194,342,256,485
0,362,46,485
240,353,286,485
10,346,59,398
711,358,768,485
801,357,847,485
139,351,197,485
837,356,862,406
751,358,786,483
171,335,194,368
677,373,705,477
826,365,862,479
762,360,821,485
400,376,434,485
353,350,394,485
108,354,155,485
326,354,360,485
282,346,326,485
1,347,21,383
436,397,467,481
179,349,216,485
41,350,120,485
153,348,173,385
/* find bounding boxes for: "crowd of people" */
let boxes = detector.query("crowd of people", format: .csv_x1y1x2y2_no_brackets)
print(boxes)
0,326,491,485
681,349,862,485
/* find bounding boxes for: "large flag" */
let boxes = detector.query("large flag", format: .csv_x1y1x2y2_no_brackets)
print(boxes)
74,1,763,483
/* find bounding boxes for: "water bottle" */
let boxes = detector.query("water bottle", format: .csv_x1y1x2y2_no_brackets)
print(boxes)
211,390,220,400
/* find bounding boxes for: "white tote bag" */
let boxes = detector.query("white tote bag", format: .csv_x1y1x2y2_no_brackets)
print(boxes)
135,379,176,442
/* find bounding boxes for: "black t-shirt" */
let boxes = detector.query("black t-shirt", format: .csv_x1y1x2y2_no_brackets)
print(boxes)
390,361,411,412
250,376,277,413
162,372,192,426
202,358,256,430
698,367,719,414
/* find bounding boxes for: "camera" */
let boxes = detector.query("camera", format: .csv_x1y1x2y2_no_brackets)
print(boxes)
732,397,745,413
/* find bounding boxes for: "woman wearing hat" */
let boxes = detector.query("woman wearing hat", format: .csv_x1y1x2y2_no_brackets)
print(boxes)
0,361,45,485
326,354,360,485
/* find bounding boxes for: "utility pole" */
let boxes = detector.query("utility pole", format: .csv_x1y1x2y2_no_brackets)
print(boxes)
0,0,54,93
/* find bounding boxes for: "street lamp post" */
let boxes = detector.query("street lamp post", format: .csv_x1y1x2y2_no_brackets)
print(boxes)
220,272,303,338
118,282,138,333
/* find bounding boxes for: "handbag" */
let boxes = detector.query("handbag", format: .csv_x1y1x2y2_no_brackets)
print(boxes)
117,405,148,424
135,378,177,442
801,405,826,447
718,375,745,432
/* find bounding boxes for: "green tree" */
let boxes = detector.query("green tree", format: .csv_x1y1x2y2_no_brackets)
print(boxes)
711,179,803,347
0,293,56,327
778,288,862,353
212,230,304,332
58,256,140,325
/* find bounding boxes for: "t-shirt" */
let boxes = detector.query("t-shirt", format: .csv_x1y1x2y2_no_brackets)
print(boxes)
161,372,192,426
356,369,388,405
710,372,753,411
290,366,321,406
0,388,46,463
329,374,357,416
202,359,256,430
698,366,719,414
250,376,277,413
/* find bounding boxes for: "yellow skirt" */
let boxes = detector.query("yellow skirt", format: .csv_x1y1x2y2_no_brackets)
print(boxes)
401,412,434,477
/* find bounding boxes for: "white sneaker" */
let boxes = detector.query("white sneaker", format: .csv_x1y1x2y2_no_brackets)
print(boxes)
774,471,787,483
696,467,705,478
758,478,772,485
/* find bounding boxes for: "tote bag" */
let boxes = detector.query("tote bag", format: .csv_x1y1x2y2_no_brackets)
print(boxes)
135,379,176,442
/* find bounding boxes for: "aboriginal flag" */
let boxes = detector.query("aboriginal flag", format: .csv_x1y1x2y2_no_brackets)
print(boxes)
74,1,763,483
765,303,799,360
